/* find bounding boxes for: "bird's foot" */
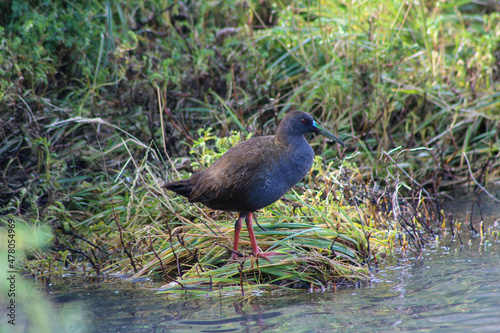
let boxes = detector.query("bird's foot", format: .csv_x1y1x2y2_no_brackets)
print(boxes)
231,250,289,262
253,251,290,263
230,251,282,262
253,252,273,263
231,251,243,260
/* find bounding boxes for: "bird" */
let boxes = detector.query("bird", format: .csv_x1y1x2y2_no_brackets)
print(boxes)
164,111,345,261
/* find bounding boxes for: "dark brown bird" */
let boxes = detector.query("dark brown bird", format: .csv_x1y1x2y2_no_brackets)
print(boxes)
164,111,344,260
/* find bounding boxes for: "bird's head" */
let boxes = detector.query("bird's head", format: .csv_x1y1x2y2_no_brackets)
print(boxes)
280,111,345,147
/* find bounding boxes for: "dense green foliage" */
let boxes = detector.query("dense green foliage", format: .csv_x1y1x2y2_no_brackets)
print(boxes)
0,0,499,288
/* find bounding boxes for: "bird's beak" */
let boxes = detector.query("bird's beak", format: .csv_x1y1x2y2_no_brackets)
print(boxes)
313,121,345,147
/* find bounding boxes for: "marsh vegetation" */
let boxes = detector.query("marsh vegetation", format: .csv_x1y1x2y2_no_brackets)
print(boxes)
1,0,499,291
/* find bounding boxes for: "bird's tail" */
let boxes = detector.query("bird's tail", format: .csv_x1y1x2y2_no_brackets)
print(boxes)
163,173,202,199
163,179,194,198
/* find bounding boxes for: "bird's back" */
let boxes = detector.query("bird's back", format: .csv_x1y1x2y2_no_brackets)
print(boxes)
188,135,314,212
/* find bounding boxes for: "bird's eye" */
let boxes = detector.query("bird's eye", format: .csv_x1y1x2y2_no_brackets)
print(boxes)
301,119,307,124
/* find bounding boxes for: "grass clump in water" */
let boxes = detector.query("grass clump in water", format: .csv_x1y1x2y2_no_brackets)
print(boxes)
92,130,433,293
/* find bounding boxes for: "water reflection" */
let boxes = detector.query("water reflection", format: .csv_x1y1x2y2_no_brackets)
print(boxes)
180,310,282,330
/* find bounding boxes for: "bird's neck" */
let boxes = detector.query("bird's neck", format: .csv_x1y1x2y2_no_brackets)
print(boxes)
274,130,306,150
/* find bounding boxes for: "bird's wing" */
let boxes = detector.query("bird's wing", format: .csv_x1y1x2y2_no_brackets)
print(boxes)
188,136,280,209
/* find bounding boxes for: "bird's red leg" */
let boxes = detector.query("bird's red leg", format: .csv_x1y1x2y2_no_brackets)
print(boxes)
232,213,244,260
245,212,273,262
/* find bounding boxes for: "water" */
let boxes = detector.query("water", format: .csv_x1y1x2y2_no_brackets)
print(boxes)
11,188,500,332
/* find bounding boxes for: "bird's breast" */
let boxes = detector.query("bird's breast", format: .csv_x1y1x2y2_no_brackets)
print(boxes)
278,143,315,185
245,143,314,211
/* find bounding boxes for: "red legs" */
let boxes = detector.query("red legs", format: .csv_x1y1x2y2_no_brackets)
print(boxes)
244,212,272,261
232,212,285,262
232,213,244,260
